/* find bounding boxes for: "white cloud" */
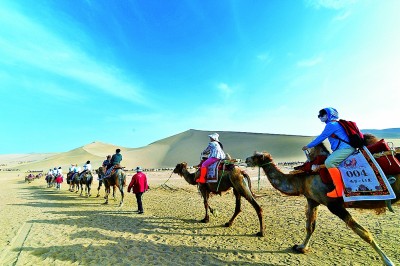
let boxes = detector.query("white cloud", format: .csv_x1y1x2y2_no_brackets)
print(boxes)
217,83,233,97
256,53,272,64
305,0,358,10
0,3,145,104
297,55,323,67
333,10,352,21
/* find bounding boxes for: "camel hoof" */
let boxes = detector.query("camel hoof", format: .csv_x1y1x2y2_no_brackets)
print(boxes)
224,222,233,227
292,245,308,254
200,219,209,223
103,202,108,205
256,232,264,237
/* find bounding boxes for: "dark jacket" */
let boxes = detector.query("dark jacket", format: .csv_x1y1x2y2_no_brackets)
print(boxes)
111,153,122,165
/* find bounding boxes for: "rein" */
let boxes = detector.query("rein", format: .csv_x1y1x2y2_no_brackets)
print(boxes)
163,171,173,186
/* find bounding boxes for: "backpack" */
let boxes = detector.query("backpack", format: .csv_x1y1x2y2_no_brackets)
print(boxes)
332,119,366,149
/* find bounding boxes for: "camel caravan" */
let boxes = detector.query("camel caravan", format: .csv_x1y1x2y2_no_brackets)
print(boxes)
33,120,399,265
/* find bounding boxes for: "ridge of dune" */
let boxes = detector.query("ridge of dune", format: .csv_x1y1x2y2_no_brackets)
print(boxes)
2,129,400,172
81,141,121,157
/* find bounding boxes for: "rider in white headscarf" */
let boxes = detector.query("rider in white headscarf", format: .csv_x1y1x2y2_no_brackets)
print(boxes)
196,133,226,183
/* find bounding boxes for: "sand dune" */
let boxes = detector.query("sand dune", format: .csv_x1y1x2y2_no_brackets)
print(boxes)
2,129,399,173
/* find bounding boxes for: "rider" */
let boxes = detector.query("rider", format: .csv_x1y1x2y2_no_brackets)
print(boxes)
69,164,75,173
57,166,63,178
105,149,122,177
111,149,122,167
72,164,80,181
80,160,92,178
99,155,111,181
196,133,226,183
302,107,355,198
52,167,58,177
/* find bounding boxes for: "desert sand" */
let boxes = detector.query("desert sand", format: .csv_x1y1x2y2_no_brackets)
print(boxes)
1,166,399,266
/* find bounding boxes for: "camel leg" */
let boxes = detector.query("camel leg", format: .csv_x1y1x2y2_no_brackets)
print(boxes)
118,184,124,207
103,185,109,204
231,177,265,236
225,189,241,228
199,188,210,223
208,206,218,217
327,202,394,266
105,187,109,199
96,181,102,197
293,198,320,253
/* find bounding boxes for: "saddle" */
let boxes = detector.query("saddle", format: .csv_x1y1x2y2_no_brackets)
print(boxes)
292,139,400,185
104,164,125,178
198,158,238,183
366,139,400,175
292,155,331,184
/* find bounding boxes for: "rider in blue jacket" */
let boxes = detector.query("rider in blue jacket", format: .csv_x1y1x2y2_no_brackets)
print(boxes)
302,107,355,197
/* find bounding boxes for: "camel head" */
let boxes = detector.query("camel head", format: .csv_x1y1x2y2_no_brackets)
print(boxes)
245,152,273,167
173,162,188,176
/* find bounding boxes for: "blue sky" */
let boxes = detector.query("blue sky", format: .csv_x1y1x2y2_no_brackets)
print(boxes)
1,0,399,154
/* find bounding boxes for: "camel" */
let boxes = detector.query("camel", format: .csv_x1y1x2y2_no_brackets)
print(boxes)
245,143,400,266
102,168,126,207
25,174,35,183
79,171,93,197
95,166,116,199
66,171,75,192
69,172,81,193
173,162,265,236
45,173,55,188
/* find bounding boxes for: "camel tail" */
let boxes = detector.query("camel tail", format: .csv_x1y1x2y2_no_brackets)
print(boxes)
242,170,256,198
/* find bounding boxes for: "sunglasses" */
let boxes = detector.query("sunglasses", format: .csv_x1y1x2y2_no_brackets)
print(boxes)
318,114,326,118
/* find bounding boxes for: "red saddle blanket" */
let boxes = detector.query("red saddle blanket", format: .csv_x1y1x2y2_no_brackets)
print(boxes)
367,139,400,175
294,155,331,184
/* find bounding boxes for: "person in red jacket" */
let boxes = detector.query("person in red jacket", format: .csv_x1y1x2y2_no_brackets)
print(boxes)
127,166,149,214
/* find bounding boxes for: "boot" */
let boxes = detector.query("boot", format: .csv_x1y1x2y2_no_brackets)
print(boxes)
326,168,344,198
196,167,207,183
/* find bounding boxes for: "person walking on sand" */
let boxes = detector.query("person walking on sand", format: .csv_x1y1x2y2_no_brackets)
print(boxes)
127,166,149,214
302,107,355,198
196,133,226,183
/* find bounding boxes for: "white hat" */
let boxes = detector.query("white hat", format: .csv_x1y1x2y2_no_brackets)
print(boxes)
135,166,142,172
208,133,219,142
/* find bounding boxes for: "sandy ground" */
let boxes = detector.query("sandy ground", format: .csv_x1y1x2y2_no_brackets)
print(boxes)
0,168,399,266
